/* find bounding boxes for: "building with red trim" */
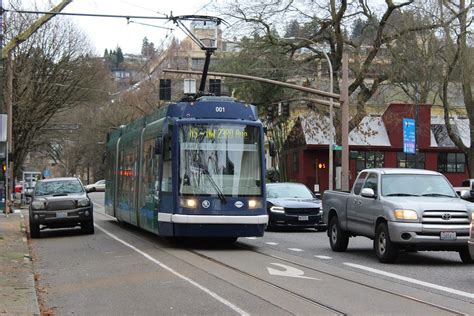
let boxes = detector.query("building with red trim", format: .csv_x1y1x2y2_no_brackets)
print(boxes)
284,102,469,192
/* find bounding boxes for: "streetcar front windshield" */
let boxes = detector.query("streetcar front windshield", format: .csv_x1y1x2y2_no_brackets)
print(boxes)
179,123,263,196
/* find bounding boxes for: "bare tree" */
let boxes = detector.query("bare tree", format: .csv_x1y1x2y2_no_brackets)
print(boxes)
216,0,465,144
386,6,444,104
438,0,474,176
6,3,111,177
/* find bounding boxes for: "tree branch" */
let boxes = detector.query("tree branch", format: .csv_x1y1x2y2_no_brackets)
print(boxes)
2,0,73,58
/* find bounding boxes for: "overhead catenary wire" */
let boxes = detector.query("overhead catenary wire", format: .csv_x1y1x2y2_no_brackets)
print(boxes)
127,20,174,32
1,9,173,21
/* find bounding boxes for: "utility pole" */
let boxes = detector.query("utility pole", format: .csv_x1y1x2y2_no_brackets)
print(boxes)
0,0,7,214
341,51,350,191
0,0,3,115
5,49,11,213
414,83,419,169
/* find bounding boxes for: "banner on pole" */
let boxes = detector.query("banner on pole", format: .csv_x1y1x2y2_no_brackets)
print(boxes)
0,114,7,142
403,118,416,154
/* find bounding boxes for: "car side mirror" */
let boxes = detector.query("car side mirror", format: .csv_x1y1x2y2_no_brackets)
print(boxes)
361,188,376,198
460,190,471,200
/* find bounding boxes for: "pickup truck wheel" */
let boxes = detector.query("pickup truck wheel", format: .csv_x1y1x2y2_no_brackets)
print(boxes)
328,217,349,252
459,247,473,263
374,223,398,263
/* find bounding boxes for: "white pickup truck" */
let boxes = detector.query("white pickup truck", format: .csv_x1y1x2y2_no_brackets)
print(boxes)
322,168,473,263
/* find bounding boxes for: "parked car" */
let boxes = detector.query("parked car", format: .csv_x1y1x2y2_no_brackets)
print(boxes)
29,177,94,238
266,182,326,231
84,179,105,192
322,168,473,263
469,216,474,259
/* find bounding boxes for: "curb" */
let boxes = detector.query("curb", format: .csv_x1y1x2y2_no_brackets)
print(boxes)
0,210,40,315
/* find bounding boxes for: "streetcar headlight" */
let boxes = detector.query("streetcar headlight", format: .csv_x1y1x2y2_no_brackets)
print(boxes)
248,199,261,209
180,198,197,208
393,209,418,220
31,200,46,210
270,206,285,213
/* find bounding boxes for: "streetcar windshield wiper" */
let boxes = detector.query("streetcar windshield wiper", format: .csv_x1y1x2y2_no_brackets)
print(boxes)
198,162,227,204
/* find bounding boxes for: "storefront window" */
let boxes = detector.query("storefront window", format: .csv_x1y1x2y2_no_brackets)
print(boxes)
354,151,384,172
438,152,465,173
397,152,425,169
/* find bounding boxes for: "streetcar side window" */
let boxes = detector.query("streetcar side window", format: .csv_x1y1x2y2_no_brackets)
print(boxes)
140,139,156,208
162,136,172,192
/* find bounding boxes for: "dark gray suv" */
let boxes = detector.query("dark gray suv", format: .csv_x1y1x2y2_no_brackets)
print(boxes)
28,177,94,238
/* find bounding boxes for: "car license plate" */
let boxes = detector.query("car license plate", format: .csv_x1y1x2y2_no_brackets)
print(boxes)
298,215,309,221
440,231,456,241
56,211,68,218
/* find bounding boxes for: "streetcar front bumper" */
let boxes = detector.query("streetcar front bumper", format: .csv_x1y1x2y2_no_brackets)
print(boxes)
158,213,268,237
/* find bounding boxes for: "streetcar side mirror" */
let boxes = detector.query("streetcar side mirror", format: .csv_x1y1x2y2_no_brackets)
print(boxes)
155,138,163,155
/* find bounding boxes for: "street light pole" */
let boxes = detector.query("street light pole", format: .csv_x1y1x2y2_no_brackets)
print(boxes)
283,37,335,190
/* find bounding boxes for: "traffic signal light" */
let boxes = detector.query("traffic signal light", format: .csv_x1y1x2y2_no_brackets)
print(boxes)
282,102,290,117
318,162,326,169
266,105,274,122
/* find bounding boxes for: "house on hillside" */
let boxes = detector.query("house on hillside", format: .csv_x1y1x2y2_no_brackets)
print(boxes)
148,21,234,101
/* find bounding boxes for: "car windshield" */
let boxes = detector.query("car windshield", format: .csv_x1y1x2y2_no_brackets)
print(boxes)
34,180,84,196
267,184,314,199
381,174,457,197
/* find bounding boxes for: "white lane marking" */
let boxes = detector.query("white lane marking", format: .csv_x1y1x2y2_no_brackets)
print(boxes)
95,224,249,316
246,237,257,240
265,242,278,246
314,255,332,260
344,262,474,299
288,248,303,252
267,263,320,280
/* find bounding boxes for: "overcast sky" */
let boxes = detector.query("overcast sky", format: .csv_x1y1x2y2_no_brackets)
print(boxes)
17,0,220,55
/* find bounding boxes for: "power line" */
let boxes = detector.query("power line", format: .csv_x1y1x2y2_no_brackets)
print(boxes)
122,1,167,17
128,20,174,31
1,8,172,21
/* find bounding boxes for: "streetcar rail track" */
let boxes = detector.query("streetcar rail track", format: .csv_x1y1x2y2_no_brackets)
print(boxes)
94,211,345,314
234,243,466,315
93,208,466,315
187,248,347,315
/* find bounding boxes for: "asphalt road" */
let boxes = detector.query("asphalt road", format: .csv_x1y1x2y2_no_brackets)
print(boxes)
28,192,473,315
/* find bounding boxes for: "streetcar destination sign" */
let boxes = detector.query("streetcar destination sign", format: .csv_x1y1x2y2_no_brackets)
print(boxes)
188,127,249,140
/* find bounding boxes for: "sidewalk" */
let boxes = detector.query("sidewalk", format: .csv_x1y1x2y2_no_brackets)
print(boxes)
0,209,40,315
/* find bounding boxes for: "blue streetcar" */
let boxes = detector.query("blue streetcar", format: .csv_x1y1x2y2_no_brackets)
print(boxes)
104,96,268,240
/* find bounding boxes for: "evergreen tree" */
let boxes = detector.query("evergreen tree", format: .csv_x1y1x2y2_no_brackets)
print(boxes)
284,20,300,38
116,46,124,65
141,37,149,56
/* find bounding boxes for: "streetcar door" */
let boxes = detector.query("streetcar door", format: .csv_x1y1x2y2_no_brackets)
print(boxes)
137,137,160,234
157,133,174,235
